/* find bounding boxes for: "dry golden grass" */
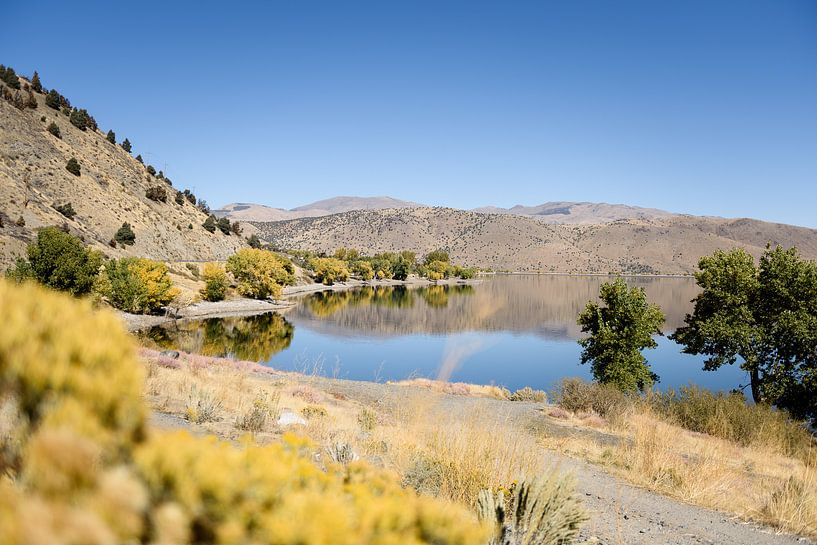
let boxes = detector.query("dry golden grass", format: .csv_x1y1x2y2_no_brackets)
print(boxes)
540,406,817,537
389,378,511,399
140,348,816,538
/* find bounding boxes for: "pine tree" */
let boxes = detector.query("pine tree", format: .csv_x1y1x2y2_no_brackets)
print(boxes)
202,215,217,233
65,158,81,177
47,122,61,139
114,222,136,246
26,90,37,109
69,108,88,131
121,138,131,152
135,154,143,163
217,217,232,235
31,70,42,93
106,129,116,144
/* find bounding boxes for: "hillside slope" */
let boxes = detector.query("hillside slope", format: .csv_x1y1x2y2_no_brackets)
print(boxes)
473,201,677,224
0,73,244,267
253,207,817,274
216,196,422,222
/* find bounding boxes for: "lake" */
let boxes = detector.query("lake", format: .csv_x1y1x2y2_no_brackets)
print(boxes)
140,275,749,393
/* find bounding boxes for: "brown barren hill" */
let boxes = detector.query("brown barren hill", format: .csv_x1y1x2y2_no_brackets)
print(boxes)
0,75,245,268
253,207,817,274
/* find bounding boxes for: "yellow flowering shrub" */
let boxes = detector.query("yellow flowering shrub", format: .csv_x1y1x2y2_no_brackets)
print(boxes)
226,248,295,299
0,279,489,545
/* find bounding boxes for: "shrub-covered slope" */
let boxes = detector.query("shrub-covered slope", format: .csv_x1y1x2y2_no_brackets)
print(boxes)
0,70,244,268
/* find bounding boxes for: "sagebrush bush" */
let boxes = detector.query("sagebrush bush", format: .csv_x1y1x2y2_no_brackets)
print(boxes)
97,257,179,314
0,279,490,545
226,248,295,299
650,385,814,458
554,377,629,420
509,386,547,403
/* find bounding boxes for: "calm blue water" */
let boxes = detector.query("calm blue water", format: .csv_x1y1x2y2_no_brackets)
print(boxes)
141,275,748,393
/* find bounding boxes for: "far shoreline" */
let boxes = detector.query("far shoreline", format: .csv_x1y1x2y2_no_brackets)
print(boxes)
120,276,481,332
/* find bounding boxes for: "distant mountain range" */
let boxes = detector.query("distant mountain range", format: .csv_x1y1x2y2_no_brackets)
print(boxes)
215,196,421,222
217,196,680,224
252,207,817,275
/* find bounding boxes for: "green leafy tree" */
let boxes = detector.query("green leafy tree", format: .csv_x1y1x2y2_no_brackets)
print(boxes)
30,70,42,93
424,249,450,265
97,257,178,314
106,129,116,143
65,158,81,176
392,256,411,280
121,138,131,152
47,122,60,138
114,222,136,246
5,226,101,296
45,89,60,109
671,246,817,423
577,278,665,392
203,215,217,233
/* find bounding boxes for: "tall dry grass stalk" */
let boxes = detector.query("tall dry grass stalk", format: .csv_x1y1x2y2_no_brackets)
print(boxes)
375,390,546,506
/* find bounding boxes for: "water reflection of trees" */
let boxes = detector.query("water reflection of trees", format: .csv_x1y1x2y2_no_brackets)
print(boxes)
305,286,429,317
142,312,294,361
289,276,700,340
416,285,474,309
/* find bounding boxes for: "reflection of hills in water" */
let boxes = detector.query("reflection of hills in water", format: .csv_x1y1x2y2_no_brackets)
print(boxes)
290,276,699,341
141,313,294,361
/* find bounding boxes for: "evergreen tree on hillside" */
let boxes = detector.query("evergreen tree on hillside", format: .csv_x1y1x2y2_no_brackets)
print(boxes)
114,222,136,246
47,122,61,139
45,89,60,109
146,165,156,176
30,70,42,93
106,129,116,144
174,191,185,205
1,66,20,89
247,234,262,249
121,138,132,152
69,108,88,131
135,154,143,163
217,217,232,235
65,158,81,177
26,90,37,109
202,215,217,233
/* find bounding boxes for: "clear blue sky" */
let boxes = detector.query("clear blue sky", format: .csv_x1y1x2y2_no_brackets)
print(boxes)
5,1,817,227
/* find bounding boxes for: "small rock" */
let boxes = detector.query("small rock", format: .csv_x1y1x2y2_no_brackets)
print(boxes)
277,410,307,427
159,350,180,359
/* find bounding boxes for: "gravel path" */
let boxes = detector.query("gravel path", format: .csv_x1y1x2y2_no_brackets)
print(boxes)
277,376,815,545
